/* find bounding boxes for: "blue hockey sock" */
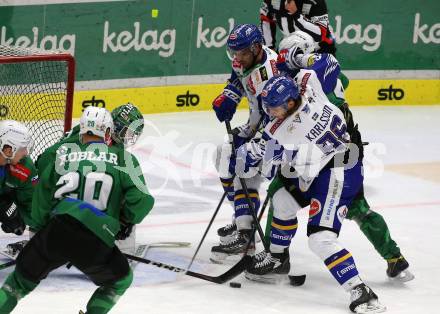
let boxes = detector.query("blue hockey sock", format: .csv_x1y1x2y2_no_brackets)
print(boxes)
324,249,359,286
220,177,234,202
270,217,298,250
234,189,260,218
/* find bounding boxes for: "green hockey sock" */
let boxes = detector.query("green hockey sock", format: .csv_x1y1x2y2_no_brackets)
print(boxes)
0,270,38,313
264,202,274,244
359,211,401,260
86,268,133,314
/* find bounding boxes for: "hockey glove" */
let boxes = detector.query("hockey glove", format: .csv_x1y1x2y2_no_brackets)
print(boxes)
276,47,304,73
116,221,134,240
212,84,242,122
0,204,25,236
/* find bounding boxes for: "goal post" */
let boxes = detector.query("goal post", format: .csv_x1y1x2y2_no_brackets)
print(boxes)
0,45,75,161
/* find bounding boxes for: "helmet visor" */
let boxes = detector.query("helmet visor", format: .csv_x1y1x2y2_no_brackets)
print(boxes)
226,46,254,61
262,100,289,118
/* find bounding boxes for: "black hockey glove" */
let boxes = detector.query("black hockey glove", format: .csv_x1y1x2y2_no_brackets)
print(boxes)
116,221,134,240
0,204,26,236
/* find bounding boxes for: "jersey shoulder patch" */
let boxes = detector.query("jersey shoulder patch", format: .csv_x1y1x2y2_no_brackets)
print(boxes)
9,164,31,182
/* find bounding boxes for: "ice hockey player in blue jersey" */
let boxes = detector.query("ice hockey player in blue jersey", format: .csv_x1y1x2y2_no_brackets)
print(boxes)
241,75,386,313
271,31,413,282
210,24,279,262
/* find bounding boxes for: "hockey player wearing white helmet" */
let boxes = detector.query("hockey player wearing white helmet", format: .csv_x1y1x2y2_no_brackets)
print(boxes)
0,106,154,313
0,121,37,248
79,106,114,145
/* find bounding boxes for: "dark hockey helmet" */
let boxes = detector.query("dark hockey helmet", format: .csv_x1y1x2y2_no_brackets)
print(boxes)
261,75,299,115
111,103,144,146
226,24,263,60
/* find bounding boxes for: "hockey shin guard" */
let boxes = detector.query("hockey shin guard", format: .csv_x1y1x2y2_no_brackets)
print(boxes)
86,268,133,314
0,270,38,313
234,189,260,230
309,231,362,291
269,217,298,253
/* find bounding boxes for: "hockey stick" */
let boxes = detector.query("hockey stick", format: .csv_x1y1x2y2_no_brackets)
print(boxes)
225,120,269,252
124,253,252,284
186,117,265,271
185,181,232,271
0,260,16,270
148,241,191,249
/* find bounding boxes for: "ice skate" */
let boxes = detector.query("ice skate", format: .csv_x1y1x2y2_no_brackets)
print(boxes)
386,255,414,282
0,240,28,260
217,222,237,244
349,283,386,313
245,249,290,284
210,229,254,263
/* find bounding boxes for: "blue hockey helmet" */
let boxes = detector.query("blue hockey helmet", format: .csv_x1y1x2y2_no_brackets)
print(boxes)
261,75,299,115
227,24,263,60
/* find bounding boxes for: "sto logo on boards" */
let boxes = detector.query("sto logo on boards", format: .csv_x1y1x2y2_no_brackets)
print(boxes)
82,96,106,111
377,85,405,101
176,91,200,107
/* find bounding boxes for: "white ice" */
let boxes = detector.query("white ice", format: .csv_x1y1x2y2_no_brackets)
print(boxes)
1,106,439,314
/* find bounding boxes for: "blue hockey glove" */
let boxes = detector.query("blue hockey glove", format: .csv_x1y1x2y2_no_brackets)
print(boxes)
212,84,242,122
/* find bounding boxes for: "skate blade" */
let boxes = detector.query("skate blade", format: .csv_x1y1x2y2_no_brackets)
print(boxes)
354,301,386,314
210,251,243,264
244,271,288,284
388,269,415,282
0,250,17,260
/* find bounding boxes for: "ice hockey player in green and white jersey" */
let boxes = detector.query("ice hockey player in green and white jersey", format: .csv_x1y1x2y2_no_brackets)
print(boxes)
0,120,37,238
4,103,145,258
0,106,154,314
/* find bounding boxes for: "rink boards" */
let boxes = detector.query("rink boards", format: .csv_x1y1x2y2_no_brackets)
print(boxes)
72,79,440,118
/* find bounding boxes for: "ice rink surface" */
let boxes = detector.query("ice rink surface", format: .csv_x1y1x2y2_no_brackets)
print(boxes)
1,105,439,314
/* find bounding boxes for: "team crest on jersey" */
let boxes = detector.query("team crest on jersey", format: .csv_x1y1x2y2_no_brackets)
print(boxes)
301,104,310,114
287,123,296,133
337,206,348,223
309,199,321,219
292,114,301,123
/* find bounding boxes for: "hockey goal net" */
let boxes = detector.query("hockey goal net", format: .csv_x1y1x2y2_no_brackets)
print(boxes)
0,45,75,161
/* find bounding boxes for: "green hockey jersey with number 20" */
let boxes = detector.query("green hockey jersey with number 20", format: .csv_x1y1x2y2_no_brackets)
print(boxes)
32,141,154,247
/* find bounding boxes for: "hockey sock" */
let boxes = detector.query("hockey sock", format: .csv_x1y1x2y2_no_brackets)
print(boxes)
220,177,235,203
359,211,401,260
234,189,260,230
86,269,133,314
324,249,361,289
269,217,298,253
0,270,38,313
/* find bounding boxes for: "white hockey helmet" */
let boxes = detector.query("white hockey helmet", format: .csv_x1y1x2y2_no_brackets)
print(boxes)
0,120,33,162
279,31,317,54
79,106,114,142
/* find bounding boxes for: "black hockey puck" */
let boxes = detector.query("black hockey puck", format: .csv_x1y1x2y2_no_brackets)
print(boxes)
288,274,306,286
229,281,241,288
